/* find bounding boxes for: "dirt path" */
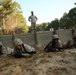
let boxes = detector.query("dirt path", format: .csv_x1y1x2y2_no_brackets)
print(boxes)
0,47,76,75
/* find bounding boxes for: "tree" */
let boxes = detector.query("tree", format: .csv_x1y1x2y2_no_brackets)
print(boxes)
60,7,76,28
28,22,48,33
0,0,28,34
68,7,76,27
36,23,47,31
60,12,70,28
46,22,52,31
36,24,42,31
74,3,76,5
47,18,60,30
15,13,28,33
51,18,60,29
41,23,48,31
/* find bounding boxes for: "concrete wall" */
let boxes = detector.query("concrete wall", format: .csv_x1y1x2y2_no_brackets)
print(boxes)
0,29,75,47
37,31,53,45
57,29,72,42
0,35,13,47
14,33,35,45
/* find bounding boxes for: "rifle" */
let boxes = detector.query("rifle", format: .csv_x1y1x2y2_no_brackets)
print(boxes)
44,41,52,51
22,44,34,54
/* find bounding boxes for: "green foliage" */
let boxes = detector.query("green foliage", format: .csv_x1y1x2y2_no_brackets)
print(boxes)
50,18,60,29
68,7,76,27
46,18,60,30
36,23,48,31
74,3,76,5
16,13,29,33
0,0,28,34
60,12,70,28
36,24,42,31
28,26,33,33
47,6,76,29
60,7,76,28
28,23,48,33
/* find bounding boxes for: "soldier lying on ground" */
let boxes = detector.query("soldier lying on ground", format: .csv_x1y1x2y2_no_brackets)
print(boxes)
44,35,63,52
0,42,14,56
63,33,76,49
13,38,36,58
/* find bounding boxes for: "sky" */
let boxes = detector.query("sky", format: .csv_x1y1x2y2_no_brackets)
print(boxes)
13,0,76,26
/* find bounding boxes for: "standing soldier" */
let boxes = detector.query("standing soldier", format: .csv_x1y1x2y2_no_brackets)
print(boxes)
28,11,38,44
28,11,38,30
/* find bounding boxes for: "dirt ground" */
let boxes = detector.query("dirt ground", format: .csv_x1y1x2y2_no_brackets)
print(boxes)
0,46,76,75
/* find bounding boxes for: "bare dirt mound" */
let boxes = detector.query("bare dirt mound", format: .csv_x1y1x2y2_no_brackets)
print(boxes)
0,47,76,75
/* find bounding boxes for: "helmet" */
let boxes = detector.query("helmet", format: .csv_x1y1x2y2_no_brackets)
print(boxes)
52,35,59,39
14,38,23,46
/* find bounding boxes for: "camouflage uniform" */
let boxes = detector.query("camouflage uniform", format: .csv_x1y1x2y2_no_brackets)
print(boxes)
44,35,63,52
13,38,36,58
0,42,14,56
63,33,76,48
28,11,38,29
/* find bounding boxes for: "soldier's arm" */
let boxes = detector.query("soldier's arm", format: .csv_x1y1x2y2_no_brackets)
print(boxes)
44,41,51,51
66,40,73,48
28,16,31,22
35,16,38,21
58,40,62,48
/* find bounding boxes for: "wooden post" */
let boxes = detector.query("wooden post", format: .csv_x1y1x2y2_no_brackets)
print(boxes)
2,14,5,35
33,23,38,45
53,28,57,35
72,27,75,36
